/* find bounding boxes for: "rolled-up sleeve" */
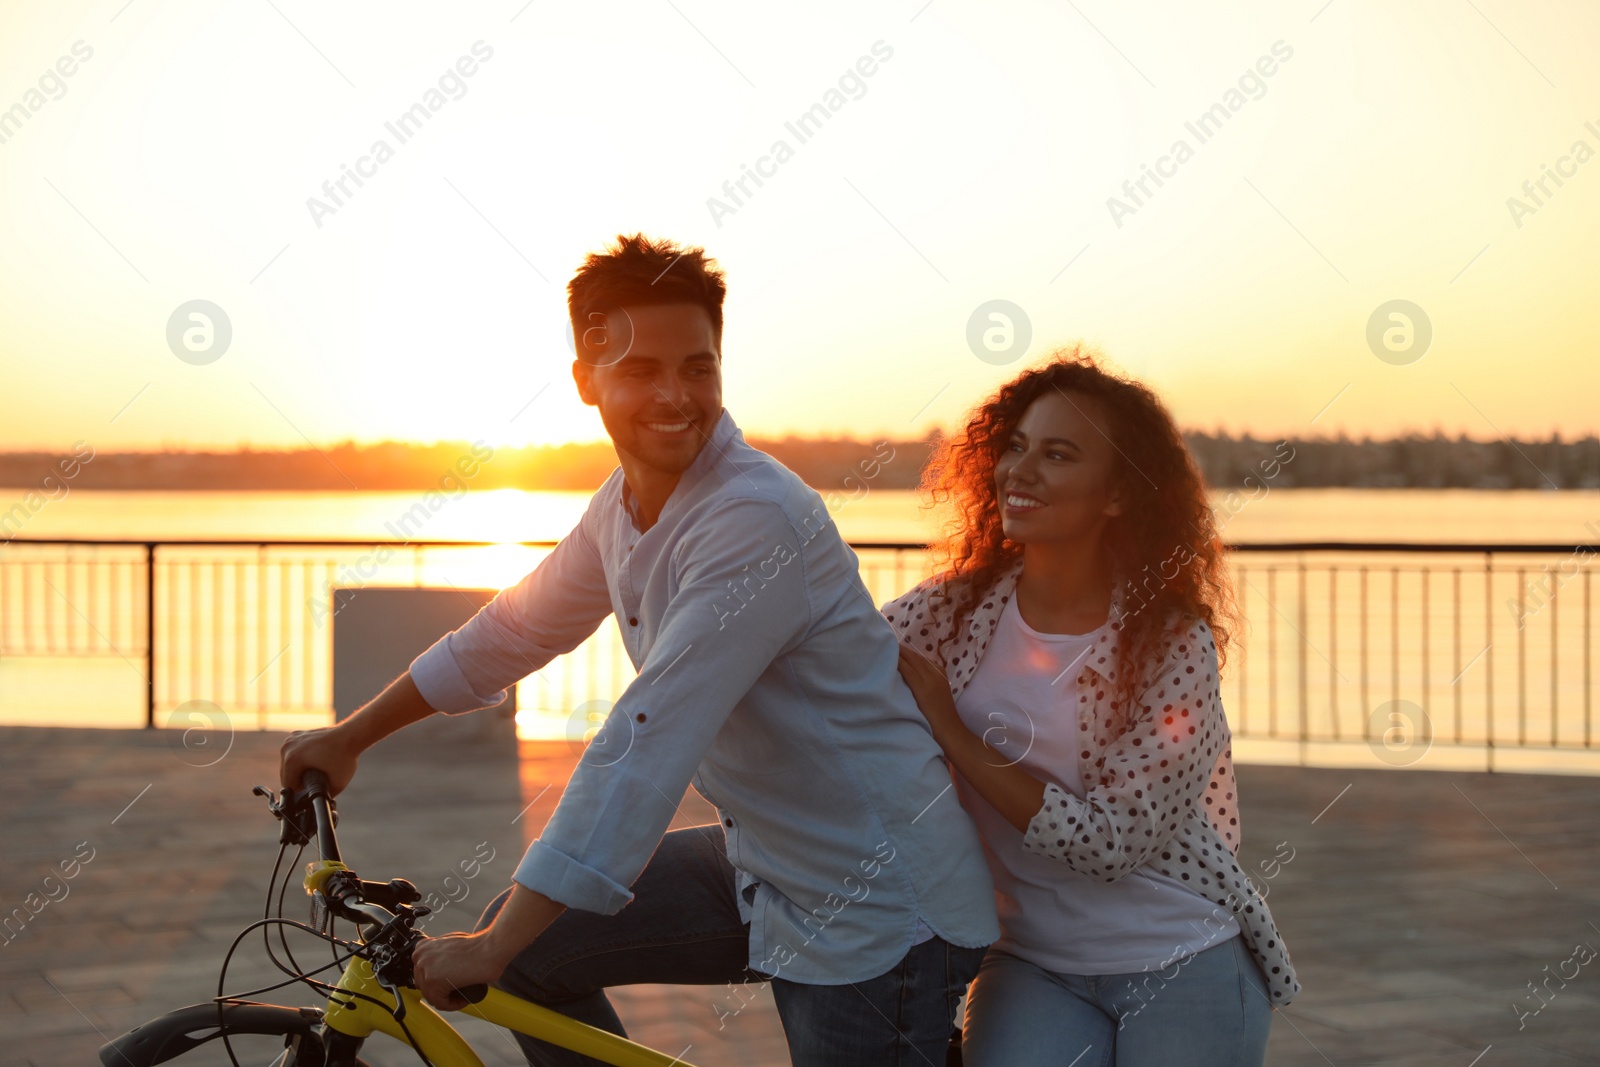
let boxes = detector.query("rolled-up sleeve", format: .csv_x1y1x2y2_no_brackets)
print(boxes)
514,497,811,913
514,839,634,914
409,508,615,715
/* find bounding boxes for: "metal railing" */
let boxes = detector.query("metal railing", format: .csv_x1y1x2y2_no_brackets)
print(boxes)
1224,543,1594,772
0,538,1594,771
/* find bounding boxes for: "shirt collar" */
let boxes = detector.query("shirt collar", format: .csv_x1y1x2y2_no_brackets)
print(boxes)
618,408,739,529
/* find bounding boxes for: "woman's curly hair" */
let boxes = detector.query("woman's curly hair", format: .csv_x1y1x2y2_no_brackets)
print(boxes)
922,346,1238,730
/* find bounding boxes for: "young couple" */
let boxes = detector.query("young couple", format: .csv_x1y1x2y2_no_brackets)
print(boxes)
280,234,1298,1066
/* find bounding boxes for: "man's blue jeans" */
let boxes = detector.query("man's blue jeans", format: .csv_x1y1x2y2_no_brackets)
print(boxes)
959,938,1273,1066
475,824,985,1066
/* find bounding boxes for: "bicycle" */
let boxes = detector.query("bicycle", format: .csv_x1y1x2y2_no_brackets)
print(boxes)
99,768,703,1067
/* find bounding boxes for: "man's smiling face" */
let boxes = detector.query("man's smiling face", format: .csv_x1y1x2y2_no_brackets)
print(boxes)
572,303,724,481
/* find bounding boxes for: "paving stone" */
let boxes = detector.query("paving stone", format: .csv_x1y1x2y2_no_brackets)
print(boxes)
3,728,1600,1065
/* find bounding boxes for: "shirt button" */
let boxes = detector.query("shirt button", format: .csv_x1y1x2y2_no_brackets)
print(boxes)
628,616,639,626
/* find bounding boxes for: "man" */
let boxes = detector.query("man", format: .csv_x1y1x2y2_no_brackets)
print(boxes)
280,234,997,1066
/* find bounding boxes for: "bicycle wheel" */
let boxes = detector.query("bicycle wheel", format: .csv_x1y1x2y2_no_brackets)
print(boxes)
98,1000,376,1066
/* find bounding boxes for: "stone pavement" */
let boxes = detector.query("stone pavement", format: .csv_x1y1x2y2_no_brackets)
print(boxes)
1,722,1597,1066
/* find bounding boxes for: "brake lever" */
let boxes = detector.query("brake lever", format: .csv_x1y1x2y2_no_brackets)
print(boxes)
364,906,432,1021
376,970,409,1021
253,783,333,848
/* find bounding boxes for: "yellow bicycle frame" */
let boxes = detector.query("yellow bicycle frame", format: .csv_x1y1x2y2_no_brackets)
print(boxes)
302,847,703,1063
318,952,702,1067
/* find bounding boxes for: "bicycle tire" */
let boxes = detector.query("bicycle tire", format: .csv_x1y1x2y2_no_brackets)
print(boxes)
98,1000,375,1067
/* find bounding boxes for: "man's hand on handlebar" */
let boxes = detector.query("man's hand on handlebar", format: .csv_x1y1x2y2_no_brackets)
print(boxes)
280,724,361,795
411,883,567,1010
281,672,442,794
412,932,506,1011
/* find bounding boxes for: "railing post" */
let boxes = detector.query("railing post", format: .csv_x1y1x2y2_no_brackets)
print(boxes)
1586,569,1593,749
1267,568,1278,738
1297,558,1308,767
145,542,156,729
1452,567,1462,745
1237,565,1248,730
1329,566,1340,741
1485,551,1495,774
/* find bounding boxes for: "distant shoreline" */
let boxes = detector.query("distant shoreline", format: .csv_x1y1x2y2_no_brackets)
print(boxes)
1,432,1595,492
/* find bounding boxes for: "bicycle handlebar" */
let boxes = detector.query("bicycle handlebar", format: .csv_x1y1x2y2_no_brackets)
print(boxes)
287,768,490,1005
300,768,341,865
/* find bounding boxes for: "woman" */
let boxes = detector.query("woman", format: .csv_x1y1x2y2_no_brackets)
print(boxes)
884,350,1297,1066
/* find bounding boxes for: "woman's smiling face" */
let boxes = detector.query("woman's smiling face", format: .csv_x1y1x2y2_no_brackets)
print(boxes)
993,389,1125,547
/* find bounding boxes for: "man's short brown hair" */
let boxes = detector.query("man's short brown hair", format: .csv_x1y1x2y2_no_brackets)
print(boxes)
567,234,727,359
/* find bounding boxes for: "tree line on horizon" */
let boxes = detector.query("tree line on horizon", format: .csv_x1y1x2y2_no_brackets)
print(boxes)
0,431,1594,492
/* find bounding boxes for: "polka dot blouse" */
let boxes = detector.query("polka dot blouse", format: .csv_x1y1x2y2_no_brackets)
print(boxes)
883,563,1300,1006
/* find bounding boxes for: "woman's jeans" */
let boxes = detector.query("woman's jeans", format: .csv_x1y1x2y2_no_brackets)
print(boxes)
960,937,1272,1067
476,823,985,1066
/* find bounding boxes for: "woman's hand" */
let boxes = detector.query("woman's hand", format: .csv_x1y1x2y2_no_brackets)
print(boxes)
898,643,1048,833
896,645,963,745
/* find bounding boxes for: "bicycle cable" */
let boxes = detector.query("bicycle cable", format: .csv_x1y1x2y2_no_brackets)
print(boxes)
218,839,292,1067
224,909,444,1067
221,912,359,1066
219,790,441,1067
262,842,343,995
273,839,311,983
213,945,359,1002
263,834,437,1066
221,837,355,1067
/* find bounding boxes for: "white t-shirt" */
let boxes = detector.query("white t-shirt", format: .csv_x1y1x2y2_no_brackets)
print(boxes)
953,597,1240,975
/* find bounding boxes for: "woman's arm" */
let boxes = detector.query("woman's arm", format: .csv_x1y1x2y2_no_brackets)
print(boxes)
897,621,1230,882
896,645,1045,833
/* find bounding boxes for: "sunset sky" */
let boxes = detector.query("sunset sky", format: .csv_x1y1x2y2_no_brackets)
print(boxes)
1,0,1596,452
